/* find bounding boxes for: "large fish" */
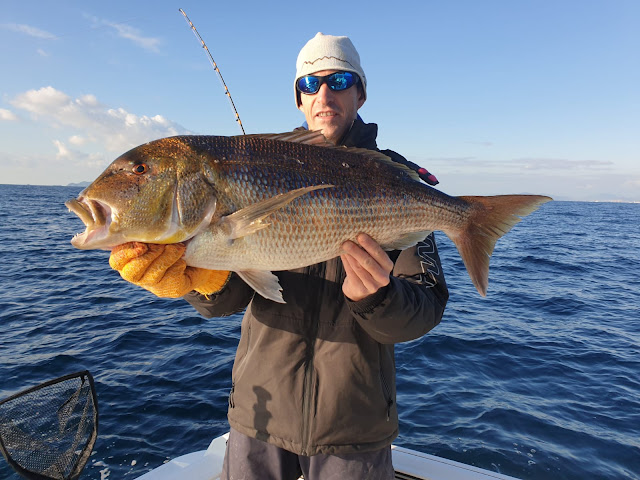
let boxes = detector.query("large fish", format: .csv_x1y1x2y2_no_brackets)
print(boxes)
66,130,551,302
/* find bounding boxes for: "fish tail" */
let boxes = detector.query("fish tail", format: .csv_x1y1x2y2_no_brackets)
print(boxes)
448,195,552,296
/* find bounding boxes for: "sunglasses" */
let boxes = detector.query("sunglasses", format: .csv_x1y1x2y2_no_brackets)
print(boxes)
296,71,359,95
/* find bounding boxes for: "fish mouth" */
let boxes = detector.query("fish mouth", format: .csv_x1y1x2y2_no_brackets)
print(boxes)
65,197,116,249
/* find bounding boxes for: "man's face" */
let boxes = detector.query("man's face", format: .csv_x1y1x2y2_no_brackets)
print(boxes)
298,70,365,144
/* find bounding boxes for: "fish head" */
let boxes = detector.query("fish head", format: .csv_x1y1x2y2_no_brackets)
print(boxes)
66,137,218,250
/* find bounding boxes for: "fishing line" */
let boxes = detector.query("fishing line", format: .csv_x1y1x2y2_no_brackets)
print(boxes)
179,8,246,135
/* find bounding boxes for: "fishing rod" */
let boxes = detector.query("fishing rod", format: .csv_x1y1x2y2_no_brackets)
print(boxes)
179,8,246,135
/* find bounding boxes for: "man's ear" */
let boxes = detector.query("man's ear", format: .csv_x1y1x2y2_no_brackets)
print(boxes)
356,84,366,109
296,92,304,111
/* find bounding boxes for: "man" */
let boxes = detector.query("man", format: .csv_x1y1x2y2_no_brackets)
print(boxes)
110,32,448,479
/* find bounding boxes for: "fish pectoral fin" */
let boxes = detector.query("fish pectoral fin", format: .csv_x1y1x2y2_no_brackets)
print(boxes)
237,270,285,303
382,231,433,251
223,185,333,240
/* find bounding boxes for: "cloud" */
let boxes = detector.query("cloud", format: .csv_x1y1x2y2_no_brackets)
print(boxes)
84,15,161,52
69,135,87,146
105,21,161,52
8,86,189,174
52,139,105,167
53,139,71,160
465,141,494,147
0,108,18,121
1,23,56,39
423,156,476,164
422,166,640,201
420,156,614,172
12,86,70,115
509,158,613,171
624,178,640,189
11,86,189,154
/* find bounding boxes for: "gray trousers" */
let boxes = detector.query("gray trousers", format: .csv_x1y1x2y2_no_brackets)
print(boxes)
221,428,395,480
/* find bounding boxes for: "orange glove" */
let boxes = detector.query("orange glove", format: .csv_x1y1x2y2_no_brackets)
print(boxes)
109,242,231,298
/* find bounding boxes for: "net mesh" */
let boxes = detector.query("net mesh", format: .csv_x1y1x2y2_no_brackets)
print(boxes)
0,371,98,480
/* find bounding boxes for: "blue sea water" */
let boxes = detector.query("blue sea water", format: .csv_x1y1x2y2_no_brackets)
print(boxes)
0,183,638,479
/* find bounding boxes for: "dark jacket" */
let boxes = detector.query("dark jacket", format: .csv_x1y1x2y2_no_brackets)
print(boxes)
185,119,449,456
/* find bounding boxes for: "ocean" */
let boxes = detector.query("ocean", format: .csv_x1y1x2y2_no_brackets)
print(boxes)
0,184,638,479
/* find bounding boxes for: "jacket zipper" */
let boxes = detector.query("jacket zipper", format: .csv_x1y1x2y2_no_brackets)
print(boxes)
300,264,323,455
229,315,252,410
379,345,394,421
228,381,235,408
381,370,394,421
301,348,315,456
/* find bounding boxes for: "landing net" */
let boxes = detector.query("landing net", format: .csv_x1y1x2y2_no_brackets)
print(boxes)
0,371,98,480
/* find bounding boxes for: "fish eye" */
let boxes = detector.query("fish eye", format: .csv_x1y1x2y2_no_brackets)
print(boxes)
132,163,148,175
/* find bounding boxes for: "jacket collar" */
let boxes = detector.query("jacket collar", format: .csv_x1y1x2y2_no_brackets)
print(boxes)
339,117,379,149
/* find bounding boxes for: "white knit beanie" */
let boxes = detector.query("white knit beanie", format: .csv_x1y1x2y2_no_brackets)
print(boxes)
294,32,367,107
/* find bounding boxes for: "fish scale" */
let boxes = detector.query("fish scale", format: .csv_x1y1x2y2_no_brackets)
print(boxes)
66,130,552,302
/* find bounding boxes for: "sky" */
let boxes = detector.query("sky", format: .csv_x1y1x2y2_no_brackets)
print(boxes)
1,0,638,202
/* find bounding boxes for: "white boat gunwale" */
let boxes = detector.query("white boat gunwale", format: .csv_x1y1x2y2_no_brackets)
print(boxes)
134,433,521,480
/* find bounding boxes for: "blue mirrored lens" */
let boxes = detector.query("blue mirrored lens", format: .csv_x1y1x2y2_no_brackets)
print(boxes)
328,72,354,90
297,72,357,94
297,76,320,94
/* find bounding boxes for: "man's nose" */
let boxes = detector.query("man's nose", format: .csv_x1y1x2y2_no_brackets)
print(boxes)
315,83,334,102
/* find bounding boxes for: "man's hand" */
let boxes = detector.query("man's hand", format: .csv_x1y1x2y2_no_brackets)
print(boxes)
109,242,231,298
340,233,393,302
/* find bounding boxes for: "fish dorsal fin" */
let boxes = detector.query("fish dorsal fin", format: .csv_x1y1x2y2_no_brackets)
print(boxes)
338,147,421,182
248,130,333,146
250,131,421,182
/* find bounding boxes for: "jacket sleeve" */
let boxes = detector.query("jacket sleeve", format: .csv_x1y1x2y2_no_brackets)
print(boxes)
183,273,254,318
346,233,449,344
